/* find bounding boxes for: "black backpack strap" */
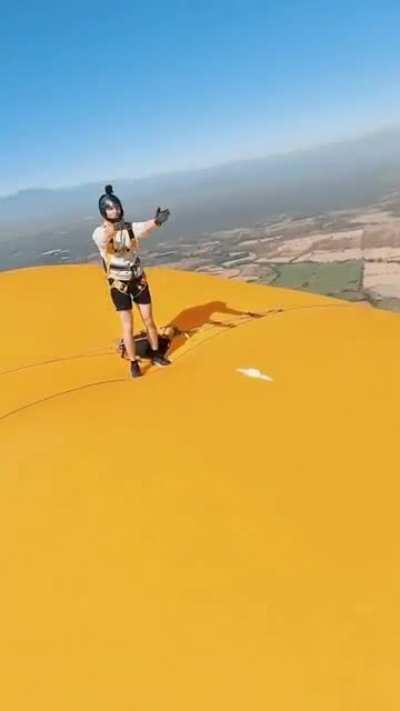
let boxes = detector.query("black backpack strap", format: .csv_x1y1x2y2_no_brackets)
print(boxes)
126,224,135,241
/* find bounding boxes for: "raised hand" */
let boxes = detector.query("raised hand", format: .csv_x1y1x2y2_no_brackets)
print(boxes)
155,207,170,226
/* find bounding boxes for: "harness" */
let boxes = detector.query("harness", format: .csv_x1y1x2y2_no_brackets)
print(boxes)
102,224,147,296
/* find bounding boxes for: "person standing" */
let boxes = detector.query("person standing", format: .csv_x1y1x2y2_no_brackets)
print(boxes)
92,185,171,378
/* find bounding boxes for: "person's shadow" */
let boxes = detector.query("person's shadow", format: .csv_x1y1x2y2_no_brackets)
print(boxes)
165,301,265,355
125,301,267,366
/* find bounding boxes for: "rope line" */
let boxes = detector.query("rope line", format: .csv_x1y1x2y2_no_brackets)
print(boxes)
0,301,357,423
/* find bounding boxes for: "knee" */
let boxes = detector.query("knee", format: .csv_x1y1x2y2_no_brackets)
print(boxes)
122,325,133,338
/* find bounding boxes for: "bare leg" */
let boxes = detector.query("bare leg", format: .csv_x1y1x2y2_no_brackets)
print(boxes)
118,309,137,361
137,302,159,351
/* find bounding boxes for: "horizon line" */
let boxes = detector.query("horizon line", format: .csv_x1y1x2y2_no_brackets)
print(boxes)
2,121,399,200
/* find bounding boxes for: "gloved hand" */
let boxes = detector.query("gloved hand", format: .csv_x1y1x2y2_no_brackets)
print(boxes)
154,207,170,226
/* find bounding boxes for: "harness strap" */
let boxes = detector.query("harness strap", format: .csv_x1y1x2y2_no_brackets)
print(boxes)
103,223,142,284
109,274,148,297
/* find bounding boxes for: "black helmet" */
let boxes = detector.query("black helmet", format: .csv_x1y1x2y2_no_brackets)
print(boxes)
98,184,124,223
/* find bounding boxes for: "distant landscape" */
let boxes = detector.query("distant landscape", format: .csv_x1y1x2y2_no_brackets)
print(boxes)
1,127,400,312
141,192,400,312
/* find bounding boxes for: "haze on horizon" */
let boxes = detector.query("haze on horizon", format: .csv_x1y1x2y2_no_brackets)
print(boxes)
2,0,400,197
2,122,400,201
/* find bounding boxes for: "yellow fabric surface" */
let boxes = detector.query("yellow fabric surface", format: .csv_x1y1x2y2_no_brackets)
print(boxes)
1,264,400,710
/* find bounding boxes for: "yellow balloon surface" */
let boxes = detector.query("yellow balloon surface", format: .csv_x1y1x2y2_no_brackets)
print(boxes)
1,264,400,709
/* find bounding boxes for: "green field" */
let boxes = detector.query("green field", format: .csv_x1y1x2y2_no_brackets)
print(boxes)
268,261,363,299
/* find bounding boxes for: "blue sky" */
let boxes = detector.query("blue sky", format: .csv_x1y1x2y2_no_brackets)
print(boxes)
1,0,400,196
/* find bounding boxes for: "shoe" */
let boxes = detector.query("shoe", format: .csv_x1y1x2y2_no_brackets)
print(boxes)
130,359,142,378
151,351,171,367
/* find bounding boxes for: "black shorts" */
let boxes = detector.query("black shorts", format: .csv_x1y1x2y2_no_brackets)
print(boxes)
108,276,152,311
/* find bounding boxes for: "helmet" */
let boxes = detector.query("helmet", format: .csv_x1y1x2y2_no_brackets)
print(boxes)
98,184,124,223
